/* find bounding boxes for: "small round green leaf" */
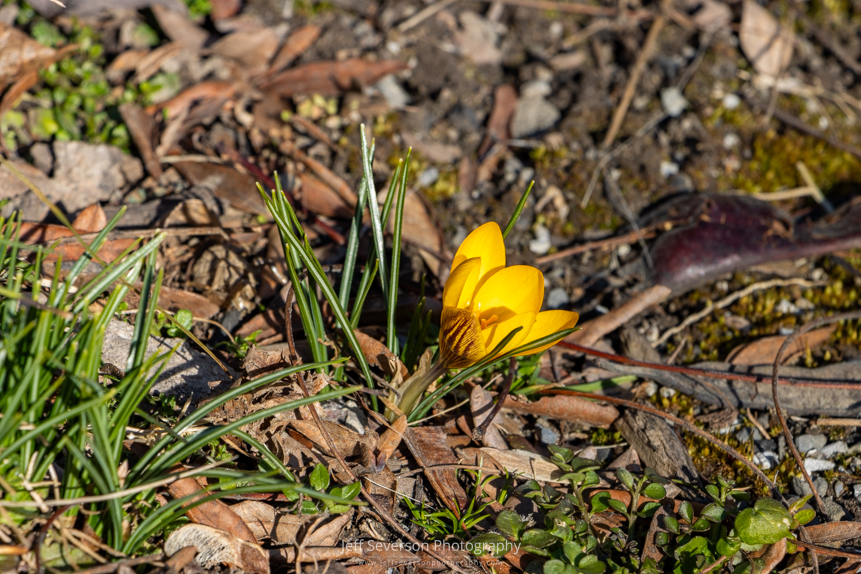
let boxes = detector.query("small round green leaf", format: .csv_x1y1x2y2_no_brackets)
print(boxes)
735,498,792,545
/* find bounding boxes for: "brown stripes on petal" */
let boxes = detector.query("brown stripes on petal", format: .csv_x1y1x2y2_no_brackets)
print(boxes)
439,307,486,369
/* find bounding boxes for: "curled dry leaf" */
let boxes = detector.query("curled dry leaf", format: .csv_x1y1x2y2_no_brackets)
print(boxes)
369,415,407,472
208,27,280,77
266,24,322,77
395,191,446,279
354,330,409,379
805,521,861,544
300,174,353,219
470,386,508,450
71,204,107,234
0,21,56,87
15,222,135,263
739,0,794,78
164,523,269,574
167,477,258,544
760,537,787,574
728,325,836,366
502,394,619,427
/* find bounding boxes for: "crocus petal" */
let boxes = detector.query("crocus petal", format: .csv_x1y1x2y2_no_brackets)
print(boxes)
472,265,544,321
450,222,505,280
439,307,486,369
516,310,579,356
483,311,535,357
442,257,481,309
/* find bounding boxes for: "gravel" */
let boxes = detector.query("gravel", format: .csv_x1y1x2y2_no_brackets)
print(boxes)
820,440,848,458
795,434,828,454
803,458,836,473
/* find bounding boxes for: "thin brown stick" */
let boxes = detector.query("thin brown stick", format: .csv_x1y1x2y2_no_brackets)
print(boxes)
558,340,861,390
535,227,659,264
602,4,667,148
771,311,861,515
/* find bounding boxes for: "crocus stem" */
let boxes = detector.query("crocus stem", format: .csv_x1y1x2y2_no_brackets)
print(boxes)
394,359,449,420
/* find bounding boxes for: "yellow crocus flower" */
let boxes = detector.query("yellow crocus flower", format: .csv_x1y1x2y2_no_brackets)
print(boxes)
439,221,579,368
395,221,578,418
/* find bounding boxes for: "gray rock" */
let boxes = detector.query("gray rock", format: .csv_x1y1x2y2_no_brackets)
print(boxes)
737,428,763,443
52,141,128,212
755,439,776,453
835,481,845,498
822,497,847,521
820,441,848,458
803,458,835,473
536,419,560,445
659,387,676,399
322,399,368,435
101,319,233,399
854,483,861,501
643,381,658,398
796,434,828,454
30,143,54,174
547,288,569,310
511,97,560,138
778,434,786,459
792,476,827,497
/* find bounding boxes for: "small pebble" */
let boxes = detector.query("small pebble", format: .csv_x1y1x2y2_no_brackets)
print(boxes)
804,458,835,473
659,387,676,399
418,167,440,187
723,93,741,109
753,451,777,470
660,161,679,178
792,476,827,497
660,87,688,117
722,133,740,150
853,484,861,502
796,433,827,454
795,297,816,310
546,287,569,310
835,482,845,498
528,224,551,255
821,441,848,458
823,497,847,521
642,381,658,398
775,298,799,315
536,419,560,445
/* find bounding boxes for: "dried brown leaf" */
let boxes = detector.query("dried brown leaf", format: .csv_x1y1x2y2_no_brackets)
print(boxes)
728,326,836,366
151,4,208,50
167,477,258,544
267,24,322,77
119,103,162,178
470,386,508,450
230,500,314,545
172,160,266,214
0,22,56,87
71,204,107,234
305,510,353,546
403,426,468,513
261,58,407,96
502,394,619,427
805,521,861,544
739,0,794,78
